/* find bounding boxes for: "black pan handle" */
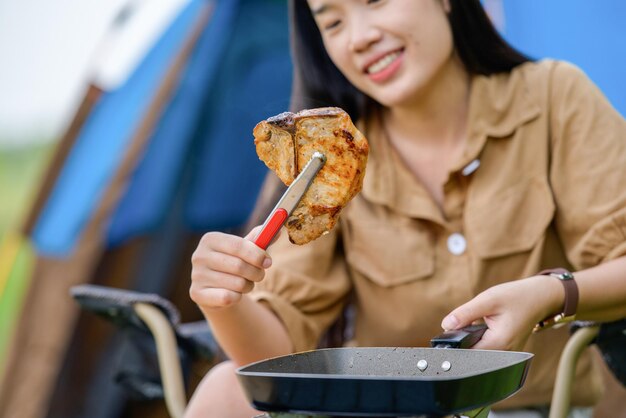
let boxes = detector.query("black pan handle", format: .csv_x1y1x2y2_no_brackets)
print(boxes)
430,324,488,349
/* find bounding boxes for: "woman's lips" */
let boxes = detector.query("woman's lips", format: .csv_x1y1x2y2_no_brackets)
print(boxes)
365,49,404,83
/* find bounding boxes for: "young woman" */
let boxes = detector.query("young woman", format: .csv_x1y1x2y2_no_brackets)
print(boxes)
185,1,626,417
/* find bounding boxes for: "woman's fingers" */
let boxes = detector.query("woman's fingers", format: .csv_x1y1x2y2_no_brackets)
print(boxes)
190,262,257,309
203,251,266,282
189,286,243,309
244,224,282,249
191,267,257,293
198,231,271,269
243,225,264,241
441,292,495,331
190,228,273,310
442,279,548,351
470,317,525,351
441,294,510,350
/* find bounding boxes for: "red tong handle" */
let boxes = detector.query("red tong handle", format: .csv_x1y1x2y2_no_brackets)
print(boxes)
254,208,288,250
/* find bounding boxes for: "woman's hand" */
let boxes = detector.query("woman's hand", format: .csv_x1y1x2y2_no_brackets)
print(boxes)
441,275,563,351
189,227,293,364
190,226,272,312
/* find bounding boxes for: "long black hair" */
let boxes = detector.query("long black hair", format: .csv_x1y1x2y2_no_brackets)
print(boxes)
288,0,532,121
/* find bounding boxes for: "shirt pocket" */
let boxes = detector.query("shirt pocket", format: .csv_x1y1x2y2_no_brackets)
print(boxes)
466,177,555,258
344,219,435,287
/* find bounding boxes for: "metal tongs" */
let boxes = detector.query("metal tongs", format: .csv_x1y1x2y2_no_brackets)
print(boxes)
253,152,326,249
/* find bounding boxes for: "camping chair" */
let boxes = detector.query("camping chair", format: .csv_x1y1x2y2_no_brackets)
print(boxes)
70,284,215,418
70,281,626,418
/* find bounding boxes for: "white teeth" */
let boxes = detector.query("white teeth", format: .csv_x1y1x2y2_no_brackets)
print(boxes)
366,51,401,74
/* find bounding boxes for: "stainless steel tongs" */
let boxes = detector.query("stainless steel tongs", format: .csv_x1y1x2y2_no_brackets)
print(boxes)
253,152,326,249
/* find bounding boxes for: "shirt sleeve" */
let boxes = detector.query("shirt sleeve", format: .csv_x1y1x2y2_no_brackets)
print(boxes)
249,225,352,352
549,61,626,270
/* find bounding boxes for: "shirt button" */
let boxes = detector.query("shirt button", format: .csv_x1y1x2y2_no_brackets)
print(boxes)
447,233,466,255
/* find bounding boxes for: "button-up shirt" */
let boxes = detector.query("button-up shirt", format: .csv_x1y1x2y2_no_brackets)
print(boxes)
250,60,626,409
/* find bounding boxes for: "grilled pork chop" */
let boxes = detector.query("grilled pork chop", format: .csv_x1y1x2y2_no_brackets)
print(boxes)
254,107,369,244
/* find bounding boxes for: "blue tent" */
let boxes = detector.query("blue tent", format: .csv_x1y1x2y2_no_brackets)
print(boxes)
32,0,292,257
0,1,293,417
494,0,626,116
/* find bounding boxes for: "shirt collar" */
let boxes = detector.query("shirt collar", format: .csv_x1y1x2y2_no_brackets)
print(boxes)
359,111,444,223
359,63,542,220
456,65,542,170
359,113,394,208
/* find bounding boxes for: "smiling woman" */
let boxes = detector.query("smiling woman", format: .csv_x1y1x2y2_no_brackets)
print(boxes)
184,1,626,417
290,0,529,118
308,0,457,105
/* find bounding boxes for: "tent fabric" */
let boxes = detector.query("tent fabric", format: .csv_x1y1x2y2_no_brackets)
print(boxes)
501,0,626,116
106,0,242,246
41,2,294,415
0,3,215,417
31,0,207,258
21,86,103,236
92,0,196,92
106,0,293,244
4,0,293,416
184,0,292,230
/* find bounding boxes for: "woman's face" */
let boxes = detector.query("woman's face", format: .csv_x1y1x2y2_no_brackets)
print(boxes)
307,0,457,107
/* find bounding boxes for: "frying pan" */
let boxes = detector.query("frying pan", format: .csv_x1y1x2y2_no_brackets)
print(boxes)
237,325,533,417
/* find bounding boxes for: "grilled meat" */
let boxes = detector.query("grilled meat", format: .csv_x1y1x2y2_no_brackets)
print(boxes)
253,107,369,244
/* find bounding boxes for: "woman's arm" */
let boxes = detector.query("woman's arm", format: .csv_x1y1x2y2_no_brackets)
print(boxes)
190,227,293,366
191,224,350,364
442,255,626,351
572,255,626,320
201,295,293,366
445,63,626,351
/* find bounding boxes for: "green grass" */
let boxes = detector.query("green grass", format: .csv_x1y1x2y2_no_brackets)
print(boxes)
0,141,54,235
0,139,53,374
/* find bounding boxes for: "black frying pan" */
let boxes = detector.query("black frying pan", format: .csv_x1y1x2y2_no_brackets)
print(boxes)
237,325,533,417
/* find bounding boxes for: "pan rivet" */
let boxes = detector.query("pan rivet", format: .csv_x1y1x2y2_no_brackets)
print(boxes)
441,361,451,371
417,360,428,371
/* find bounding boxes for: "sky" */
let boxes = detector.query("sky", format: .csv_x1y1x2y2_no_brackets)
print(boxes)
0,0,127,145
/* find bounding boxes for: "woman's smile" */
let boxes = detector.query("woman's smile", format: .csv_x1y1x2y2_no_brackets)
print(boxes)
364,49,404,83
309,0,458,106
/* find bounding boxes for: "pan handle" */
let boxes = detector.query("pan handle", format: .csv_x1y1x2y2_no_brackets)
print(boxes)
430,324,488,349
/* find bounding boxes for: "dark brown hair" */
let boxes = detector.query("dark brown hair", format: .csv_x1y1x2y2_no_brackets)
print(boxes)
289,0,532,121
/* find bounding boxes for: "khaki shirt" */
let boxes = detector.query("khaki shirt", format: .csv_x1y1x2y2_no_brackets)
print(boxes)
250,60,626,409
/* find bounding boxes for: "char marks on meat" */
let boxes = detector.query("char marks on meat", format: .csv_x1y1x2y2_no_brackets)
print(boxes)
253,107,369,244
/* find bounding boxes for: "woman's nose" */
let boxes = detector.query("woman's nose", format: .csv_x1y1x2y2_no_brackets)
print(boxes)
348,20,382,53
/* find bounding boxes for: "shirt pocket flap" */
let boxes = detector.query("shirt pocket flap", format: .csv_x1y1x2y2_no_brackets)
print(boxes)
345,221,434,287
467,178,555,258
